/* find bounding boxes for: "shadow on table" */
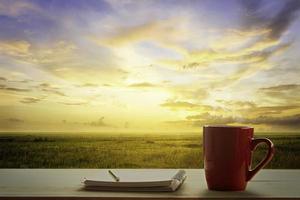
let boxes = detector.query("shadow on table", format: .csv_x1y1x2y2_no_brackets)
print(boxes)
200,188,265,198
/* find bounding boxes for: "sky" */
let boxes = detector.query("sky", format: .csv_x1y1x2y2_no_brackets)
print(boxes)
0,0,300,133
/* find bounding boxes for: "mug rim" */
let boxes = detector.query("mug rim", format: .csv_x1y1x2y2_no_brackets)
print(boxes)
203,125,253,129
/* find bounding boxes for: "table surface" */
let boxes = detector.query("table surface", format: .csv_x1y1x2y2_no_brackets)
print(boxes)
0,169,299,199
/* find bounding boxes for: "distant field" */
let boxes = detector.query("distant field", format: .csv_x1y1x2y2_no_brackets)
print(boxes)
0,133,299,168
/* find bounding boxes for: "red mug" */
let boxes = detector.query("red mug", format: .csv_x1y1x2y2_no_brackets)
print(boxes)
203,125,275,191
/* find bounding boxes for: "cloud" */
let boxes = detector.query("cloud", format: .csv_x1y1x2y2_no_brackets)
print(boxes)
102,83,112,87
89,117,108,127
260,84,300,91
0,39,129,86
58,101,87,106
162,41,289,70
161,101,199,109
241,105,300,115
159,30,291,89
258,84,300,103
0,40,78,75
128,82,157,88
164,113,236,128
268,1,300,40
160,28,287,68
91,17,188,56
216,99,299,116
0,84,31,92
0,86,30,92
0,0,40,17
158,1,298,89
38,83,66,97
217,100,256,109
210,43,290,88
179,112,300,128
14,79,32,83
246,114,300,127
238,0,265,27
42,89,65,96
0,40,31,58
76,83,99,88
0,0,299,132
168,86,209,103
186,112,236,125
211,29,270,51
0,5,129,85
0,77,7,81
20,97,42,104
0,117,25,130
160,100,212,111
39,83,51,88
240,0,300,40
24,41,77,66
7,118,24,123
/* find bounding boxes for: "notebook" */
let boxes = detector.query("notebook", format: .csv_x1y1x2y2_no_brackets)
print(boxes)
83,170,187,192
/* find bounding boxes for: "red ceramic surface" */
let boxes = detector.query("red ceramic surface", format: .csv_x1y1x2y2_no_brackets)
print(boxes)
203,125,274,191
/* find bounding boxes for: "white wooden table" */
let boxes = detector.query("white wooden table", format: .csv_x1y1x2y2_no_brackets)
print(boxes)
0,169,299,199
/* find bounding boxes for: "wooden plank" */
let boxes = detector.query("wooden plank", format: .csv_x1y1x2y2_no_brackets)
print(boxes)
0,169,299,199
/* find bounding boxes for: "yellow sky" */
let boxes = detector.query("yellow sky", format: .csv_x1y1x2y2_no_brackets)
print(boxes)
0,0,300,133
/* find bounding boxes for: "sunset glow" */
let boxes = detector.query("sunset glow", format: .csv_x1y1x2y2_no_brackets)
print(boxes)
0,0,300,132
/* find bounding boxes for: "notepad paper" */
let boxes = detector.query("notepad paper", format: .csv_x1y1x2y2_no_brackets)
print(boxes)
83,170,187,192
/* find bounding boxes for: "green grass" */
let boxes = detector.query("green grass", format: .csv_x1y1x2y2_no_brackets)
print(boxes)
0,133,299,168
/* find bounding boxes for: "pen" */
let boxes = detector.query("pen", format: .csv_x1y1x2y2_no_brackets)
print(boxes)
108,170,120,182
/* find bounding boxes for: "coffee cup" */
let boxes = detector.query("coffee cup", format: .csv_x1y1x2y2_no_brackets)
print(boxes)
203,125,275,191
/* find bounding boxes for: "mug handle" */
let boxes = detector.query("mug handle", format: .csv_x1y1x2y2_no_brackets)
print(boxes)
246,138,275,181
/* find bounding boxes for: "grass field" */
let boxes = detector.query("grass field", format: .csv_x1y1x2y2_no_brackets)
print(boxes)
0,133,299,168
